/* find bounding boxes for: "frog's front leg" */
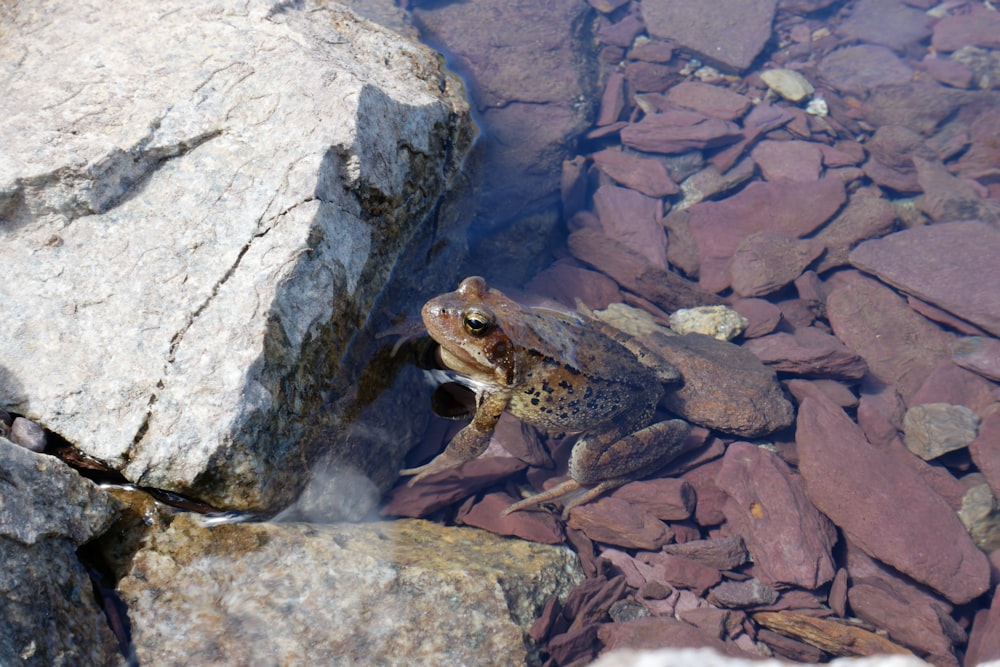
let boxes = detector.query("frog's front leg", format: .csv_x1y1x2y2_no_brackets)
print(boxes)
502,418,692,516
400,391,509,484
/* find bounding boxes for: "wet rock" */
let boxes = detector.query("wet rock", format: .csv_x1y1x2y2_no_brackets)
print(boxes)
908,360,997,415
796,395,990,604
640,333,795,438
785,378,859,409
610,478,695,521
931,8,1000,52
914,158,1000,224
728,232,825,298
966,583,1000,665
681,458,729,527
844,541,964,665
921,53,974,89
813,193,897,273
750,140,823,183
638,552,723,595
902,403,980,461
628,37,674,63
952,337,1000,383
862,83,965,136
662,536,749,571
625,60,679,92
826,270,953,404
0,0,473,511
708,578,779,608
382,453,528,518
592,184,668,269
674,159,757,211
760,68,814,102
620,111,743,155
668,305,748,342
456,492,565,544
730,298,781,338
716,442,837,589
567,497,673,550
665,82,752,121
9,417,46,452
818,45,914,97
412,0,593,219
568,228,725,313
687,178,845,293
744,328,868,380
956,108,1000,181
0,437,122,666
970,406,1000,498
527,260,624,311
119,516,582,666
958,483,1000,552
591,149,679,198
836,0,931,52
641,0,778,73
849,221,1000,337
597,617,743,655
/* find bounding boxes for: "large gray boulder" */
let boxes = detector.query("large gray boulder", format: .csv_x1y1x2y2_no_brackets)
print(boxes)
117,515,583,666
0,0,473,510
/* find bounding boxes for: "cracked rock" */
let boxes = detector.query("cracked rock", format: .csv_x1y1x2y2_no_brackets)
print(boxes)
0,0,474,511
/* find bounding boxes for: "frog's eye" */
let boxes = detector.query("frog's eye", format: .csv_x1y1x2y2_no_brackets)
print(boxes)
463,309,493,337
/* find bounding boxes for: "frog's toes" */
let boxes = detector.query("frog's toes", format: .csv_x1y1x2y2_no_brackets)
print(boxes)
501,478,584,516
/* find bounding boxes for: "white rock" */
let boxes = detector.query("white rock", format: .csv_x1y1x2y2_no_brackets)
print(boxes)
669,305,749,341
0,0,473,509
760,68,815,102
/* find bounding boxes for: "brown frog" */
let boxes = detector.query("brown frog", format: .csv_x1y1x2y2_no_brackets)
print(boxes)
400,276,691,515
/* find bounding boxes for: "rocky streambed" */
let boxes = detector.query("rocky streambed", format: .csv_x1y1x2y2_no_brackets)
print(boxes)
2,0,1000,666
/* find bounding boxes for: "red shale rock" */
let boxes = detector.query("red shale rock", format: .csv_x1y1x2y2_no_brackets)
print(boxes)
849,221,1000,337
795,395,990,604
728,232,825,298
716,442,837,589
566,496,673,550
743,327,868,380
591,149,679,198
641,0,778,73
592,184,668,269
620,110,743,155
967,584,1000,666
610,478,695,521
665,82,751,121
825,270,953,404
750,140,823,183
687,178,845,293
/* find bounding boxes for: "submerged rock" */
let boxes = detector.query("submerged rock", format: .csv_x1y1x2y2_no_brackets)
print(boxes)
118,515,582,666
0,0,473,511
641,0,778,73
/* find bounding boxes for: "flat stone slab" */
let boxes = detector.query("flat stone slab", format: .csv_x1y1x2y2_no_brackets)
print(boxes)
850,221,1000,337
641,0,778,73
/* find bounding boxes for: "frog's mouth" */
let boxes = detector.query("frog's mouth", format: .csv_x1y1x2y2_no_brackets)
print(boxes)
436,344,490,379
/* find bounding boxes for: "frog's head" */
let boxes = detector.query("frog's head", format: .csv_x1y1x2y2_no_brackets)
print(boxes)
421,276,524,387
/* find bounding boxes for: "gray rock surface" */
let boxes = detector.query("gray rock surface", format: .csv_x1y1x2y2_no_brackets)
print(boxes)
118,515,583,666
0,437,122,666
0,0,473,510
902,403,980,461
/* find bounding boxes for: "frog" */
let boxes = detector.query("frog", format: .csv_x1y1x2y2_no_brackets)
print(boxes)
400,276,692,516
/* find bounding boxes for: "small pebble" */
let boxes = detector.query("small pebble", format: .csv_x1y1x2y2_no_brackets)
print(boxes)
669,305,748,341
11,417,47,452
760,68,815,102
